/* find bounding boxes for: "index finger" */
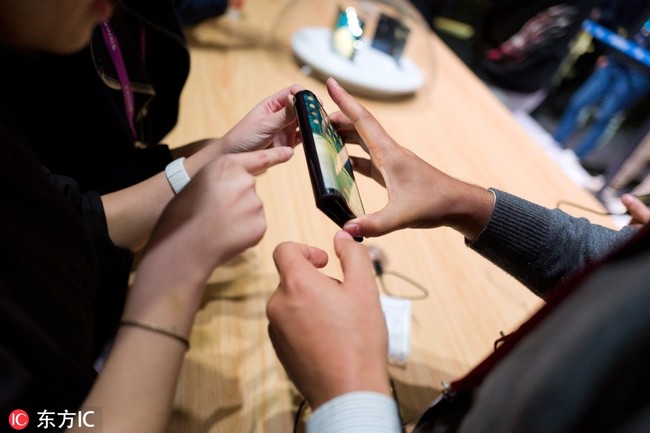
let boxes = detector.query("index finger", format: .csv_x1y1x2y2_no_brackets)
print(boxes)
273,241,329,288
329,111,368,153
234,146,294,176
326,78,396,162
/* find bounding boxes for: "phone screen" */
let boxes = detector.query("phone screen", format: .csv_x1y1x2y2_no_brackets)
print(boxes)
297,91,365,219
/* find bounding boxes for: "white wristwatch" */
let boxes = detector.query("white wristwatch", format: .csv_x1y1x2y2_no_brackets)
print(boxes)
165,157,191,194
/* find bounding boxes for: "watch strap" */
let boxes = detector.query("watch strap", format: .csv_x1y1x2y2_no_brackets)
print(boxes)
165,157,191,194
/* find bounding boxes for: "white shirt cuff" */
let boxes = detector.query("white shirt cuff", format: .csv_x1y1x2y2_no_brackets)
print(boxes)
307,392,401,433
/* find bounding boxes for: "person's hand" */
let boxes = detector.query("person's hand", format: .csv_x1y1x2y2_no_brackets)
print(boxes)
325,78,494,241
221,84,304,153
267,231,392,409
596,55,609,69
622,193,650,228
589,7,601,21
138,146,294,291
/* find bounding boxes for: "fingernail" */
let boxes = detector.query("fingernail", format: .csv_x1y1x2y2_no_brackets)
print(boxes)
335,230,353,241
621,193,634,204
329,77,340,88
283,146,294,157
343,223,361,237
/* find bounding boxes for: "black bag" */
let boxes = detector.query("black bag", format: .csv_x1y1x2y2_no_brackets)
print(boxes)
473,0,595,92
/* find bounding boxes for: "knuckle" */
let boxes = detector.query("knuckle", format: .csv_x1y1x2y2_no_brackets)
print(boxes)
272,243,286,262
266,303,275,321
257,150,271,167
358,107,375,122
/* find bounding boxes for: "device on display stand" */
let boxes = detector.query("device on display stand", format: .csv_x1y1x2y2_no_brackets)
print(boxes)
285,0,429,98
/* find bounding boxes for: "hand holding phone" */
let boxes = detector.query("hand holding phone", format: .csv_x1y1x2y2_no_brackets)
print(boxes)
294,89,365,240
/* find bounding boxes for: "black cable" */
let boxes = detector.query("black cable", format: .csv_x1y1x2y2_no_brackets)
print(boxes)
390,378,408,433
556,193,650,216
292,399,307,433
377,269,429,300
556,199,625,216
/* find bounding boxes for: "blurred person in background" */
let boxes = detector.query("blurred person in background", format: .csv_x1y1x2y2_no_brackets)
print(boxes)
552,2,650,161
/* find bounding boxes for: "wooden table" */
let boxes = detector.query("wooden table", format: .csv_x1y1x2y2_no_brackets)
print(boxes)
163,1,616,431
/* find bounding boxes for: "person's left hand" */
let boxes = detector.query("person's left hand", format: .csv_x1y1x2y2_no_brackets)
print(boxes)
622,193,650,228
325,78,494,241
221,84,304,153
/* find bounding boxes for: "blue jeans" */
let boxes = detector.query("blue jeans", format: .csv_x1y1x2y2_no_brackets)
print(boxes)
552,58,650,158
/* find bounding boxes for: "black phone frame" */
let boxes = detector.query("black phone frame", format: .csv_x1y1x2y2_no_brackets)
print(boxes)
294,89,364,240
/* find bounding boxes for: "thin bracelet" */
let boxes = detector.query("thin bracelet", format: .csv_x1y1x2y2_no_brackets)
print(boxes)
120,320,190,350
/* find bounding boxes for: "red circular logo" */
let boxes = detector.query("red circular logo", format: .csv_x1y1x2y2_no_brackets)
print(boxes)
8,410,29,430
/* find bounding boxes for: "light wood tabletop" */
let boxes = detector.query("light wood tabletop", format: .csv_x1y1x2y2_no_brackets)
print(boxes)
163,1,616,431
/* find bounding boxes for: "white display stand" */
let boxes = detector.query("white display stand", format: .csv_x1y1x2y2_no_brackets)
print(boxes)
291,27,424,97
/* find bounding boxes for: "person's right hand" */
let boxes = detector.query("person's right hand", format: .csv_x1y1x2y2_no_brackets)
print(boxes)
267,231,392,410
137,146,295,296
325,78,494,241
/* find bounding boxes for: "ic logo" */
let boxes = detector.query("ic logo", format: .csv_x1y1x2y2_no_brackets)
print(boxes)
9,409,29,430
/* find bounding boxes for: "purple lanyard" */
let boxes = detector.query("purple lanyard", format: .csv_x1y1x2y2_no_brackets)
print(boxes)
100,20,138,139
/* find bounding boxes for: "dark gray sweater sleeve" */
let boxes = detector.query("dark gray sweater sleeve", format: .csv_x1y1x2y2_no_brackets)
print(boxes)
467,189,638,297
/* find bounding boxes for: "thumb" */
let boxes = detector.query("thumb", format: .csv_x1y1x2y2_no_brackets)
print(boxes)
343,204,404,238
265,101,297,131
333,231,376,289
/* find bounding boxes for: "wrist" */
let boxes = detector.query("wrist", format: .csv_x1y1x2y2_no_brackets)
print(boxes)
309,363,392,410
444,184,495,242
121,274,201,341
218,131,240,155
127,244,209,325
